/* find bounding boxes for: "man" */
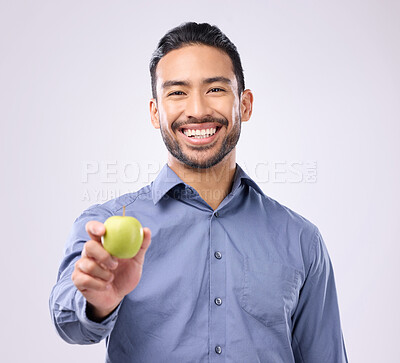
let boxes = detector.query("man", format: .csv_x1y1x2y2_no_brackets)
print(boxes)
50,22,348,362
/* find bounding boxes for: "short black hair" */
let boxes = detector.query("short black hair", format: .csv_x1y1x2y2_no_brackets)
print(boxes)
149,22,245,99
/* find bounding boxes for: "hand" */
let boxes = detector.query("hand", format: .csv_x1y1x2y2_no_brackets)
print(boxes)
71,220,151,321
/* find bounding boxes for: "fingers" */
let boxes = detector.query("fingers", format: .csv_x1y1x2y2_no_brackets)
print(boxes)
133,227,151,264
73,233,119,292
142,227,152,250
82,240,118,270
72,265,112,292
85,221,106,243
73,240,117,292
75,256,114,283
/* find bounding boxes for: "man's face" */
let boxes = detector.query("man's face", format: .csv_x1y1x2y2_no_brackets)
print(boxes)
150,44,252,169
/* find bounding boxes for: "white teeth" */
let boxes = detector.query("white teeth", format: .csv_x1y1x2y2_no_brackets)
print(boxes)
183,127,218,138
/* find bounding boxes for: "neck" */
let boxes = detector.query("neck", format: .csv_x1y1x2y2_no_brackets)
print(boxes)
168,151,237,210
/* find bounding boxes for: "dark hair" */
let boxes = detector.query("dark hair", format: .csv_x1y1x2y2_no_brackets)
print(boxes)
149,22,245,99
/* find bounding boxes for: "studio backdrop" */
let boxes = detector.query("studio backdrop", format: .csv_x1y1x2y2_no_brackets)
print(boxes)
1,1,399,362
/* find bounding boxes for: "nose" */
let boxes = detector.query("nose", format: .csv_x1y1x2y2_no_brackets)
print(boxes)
184,92,212,120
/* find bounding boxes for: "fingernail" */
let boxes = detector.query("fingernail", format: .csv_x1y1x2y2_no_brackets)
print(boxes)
91,225,98,234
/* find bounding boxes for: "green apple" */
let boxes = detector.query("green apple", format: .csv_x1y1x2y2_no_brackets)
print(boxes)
102,208,143,259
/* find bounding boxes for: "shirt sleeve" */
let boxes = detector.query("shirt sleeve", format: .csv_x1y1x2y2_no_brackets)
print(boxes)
49,205,121,345
291,228,348,363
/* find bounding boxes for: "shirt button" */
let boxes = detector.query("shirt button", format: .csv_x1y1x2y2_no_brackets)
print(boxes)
214,297,222,306
214,211,220,217
214,251,222,259
215,345,222,354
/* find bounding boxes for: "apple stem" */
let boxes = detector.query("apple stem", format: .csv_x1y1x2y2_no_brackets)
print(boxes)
123,205,125,217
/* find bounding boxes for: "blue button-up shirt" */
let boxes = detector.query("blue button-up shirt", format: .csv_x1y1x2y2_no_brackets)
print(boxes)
50,164,348,362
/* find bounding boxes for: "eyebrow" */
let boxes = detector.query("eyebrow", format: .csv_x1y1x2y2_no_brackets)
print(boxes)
161,76,232,89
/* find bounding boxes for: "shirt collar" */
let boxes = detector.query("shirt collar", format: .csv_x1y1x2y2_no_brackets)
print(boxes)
231,164,265,196
152,163,264,205
151,164,185,204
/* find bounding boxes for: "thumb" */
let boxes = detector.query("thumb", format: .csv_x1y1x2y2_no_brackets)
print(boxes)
132,227,152,264
85,221,106,243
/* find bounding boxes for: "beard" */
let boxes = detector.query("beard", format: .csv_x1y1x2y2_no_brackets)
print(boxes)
160,115,241,169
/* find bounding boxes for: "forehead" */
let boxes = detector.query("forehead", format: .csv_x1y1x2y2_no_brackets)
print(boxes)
156,44,237,87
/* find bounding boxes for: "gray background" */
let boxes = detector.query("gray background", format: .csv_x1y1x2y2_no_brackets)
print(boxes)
1,0,399,362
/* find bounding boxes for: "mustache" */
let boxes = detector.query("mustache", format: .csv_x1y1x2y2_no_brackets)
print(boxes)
172,116,228,132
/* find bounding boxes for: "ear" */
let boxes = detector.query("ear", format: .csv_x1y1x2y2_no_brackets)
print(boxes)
150,98,160,129
240,89,253,122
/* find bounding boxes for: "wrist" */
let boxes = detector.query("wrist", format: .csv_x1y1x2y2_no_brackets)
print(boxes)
86,302,119,323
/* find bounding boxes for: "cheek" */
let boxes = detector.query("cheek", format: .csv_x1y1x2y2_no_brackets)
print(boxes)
206,100,233,121
212,96,240,120
162,102,185,125
162,100,184,117
231,99,241,122
159,102,183,128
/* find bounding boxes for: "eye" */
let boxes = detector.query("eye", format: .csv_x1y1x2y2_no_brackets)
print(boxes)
168,91,185,96
208,87,225,93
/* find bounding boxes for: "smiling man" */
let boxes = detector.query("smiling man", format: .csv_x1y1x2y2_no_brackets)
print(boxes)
150,42,253,210
50,22,348,362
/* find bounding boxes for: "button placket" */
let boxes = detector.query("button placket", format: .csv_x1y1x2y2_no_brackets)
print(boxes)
209,212,226,361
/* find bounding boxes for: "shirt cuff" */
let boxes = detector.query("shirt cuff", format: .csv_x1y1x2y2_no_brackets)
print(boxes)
74,289,122,341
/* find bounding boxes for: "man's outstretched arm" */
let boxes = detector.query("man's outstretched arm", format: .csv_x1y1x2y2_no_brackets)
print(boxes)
49,209,151,344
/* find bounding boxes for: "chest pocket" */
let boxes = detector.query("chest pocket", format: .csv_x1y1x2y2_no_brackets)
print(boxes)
240,256,301,327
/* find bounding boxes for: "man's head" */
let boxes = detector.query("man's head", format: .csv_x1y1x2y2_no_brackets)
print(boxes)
149,23,253,170
150,22,245,100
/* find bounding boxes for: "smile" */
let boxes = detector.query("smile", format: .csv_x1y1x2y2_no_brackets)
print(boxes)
183,127,217,138
178,123,222,145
